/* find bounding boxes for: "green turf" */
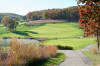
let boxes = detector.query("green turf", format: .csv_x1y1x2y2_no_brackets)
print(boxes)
0,22,82,38
29,22,83,38
43,37,95,50
0,22,96,49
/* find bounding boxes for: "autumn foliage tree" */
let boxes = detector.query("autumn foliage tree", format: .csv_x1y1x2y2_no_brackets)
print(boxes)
26,12,32,21
78,0,100,49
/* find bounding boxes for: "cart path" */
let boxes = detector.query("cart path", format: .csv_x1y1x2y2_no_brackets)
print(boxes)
58,44,96,66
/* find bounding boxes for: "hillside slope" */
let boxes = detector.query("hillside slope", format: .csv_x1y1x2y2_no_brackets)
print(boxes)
0,13,23,22
0,13,22,18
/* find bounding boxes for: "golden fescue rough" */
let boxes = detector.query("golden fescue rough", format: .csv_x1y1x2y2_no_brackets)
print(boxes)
0,38,57,66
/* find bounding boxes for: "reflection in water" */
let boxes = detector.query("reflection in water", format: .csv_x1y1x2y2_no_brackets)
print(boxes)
0,39,39,47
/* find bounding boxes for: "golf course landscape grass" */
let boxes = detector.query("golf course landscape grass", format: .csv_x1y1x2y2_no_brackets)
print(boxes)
0,22,96,50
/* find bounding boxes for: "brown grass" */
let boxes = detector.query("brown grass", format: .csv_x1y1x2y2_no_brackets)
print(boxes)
26,20,66,25
0,38,2,41
91,46,97,54
0,38,57,66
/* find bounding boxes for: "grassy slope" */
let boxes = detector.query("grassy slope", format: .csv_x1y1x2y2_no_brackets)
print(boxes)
0,22,96,49
0,22,82,38
30,23,83,38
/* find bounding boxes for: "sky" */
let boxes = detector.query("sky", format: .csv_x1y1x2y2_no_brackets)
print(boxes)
0,0,77,15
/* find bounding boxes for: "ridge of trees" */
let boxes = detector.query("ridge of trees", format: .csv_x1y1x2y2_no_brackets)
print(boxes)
26,6,79,22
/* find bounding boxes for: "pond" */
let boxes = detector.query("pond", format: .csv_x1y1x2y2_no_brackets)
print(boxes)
0,39,39,47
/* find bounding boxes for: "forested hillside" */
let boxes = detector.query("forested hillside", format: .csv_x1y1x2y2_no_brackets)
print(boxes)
0,13,23,23
26,6,79,22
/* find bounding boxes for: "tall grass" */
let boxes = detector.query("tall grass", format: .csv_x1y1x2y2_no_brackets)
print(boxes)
0,38,57,66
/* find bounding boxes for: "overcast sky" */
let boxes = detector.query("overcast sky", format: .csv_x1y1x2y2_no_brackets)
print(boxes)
0,0,77,15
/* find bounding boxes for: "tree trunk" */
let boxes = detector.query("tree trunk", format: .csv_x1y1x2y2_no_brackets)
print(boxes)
97,29,100,51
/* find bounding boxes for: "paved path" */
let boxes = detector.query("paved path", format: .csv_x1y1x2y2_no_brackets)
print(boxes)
58,44,96,66
81,44,96,51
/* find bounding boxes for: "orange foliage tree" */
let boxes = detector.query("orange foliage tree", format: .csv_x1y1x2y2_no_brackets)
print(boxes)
77,0,100,49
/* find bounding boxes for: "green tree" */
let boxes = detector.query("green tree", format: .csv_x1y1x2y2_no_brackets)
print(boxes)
7,19,18,32
2,16,18,32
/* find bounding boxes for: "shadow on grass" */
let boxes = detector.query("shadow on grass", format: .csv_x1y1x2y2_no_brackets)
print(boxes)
13,31,38,37
57,45,73,50
24,31,38,34
26,59,48,66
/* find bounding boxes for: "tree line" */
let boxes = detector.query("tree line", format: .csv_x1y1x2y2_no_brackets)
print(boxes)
26,6,79,22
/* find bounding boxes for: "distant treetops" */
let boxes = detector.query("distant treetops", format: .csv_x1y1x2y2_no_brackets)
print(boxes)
26,6,79,22
78,0,100,37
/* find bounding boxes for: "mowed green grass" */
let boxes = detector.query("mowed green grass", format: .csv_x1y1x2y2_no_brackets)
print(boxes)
0,22,82,38
43,38,95,50
0,22,96,49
